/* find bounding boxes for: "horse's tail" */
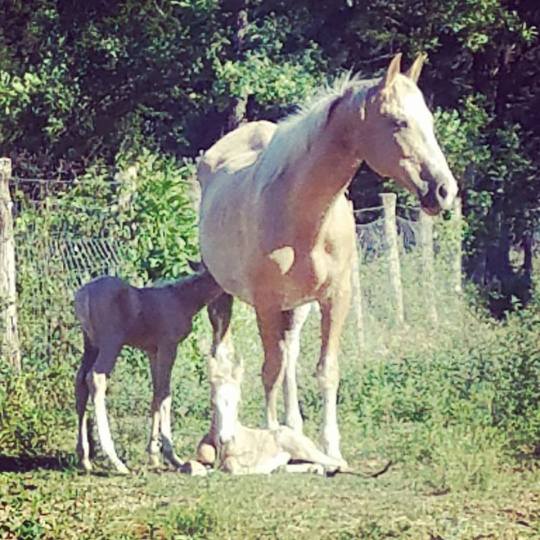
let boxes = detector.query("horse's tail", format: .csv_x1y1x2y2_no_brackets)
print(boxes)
74,285,92,337
196,154,213,193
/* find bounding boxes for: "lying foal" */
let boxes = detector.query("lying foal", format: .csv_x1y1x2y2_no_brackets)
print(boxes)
74,262,223,474
196,357,345,475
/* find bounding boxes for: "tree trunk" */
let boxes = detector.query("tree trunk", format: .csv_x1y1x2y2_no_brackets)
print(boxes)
226,3,249,132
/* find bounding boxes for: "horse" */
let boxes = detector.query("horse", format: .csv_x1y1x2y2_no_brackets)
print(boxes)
196,357,346,475
74,262,223,474
197,53,458,464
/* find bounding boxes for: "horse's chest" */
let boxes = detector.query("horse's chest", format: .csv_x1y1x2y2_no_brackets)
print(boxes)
251,248,328,308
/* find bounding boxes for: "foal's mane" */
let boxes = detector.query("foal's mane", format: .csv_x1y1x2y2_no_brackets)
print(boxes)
258,73,379,182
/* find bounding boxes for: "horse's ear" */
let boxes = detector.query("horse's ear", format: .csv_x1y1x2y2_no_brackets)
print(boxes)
406,53,427,84
382,53,402,89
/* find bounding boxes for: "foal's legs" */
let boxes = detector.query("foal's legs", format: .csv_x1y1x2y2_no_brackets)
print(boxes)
317,281,351,464
149,342,183,469
75,332,98,472
282,303,311,433
147,352,161,468
86,341,128,474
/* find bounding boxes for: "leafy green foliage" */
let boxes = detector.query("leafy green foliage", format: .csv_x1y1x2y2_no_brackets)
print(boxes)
0,362,73,456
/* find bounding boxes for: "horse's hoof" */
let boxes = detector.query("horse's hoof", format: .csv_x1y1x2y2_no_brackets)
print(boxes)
81,459,93,473
169,456,185,470
115,462,130,475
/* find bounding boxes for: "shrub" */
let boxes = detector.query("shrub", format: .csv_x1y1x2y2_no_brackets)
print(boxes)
0,362,73,456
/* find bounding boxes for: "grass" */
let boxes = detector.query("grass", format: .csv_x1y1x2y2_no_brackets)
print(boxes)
2,274,539,539
1,435,538,539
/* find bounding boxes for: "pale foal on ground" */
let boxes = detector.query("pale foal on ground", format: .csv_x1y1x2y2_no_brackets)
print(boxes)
74,262,223,474
195,357,345,475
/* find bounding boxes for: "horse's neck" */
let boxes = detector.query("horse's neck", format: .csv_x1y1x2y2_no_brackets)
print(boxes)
172,272,222,316
260,105,361,241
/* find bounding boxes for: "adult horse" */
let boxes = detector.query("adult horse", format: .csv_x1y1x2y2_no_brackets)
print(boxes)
197,54,458,463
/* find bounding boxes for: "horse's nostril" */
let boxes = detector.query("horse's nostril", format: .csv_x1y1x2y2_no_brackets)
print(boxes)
437,184,448,201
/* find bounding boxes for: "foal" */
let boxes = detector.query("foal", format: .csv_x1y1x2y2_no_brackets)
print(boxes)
74,262,223,474
196,357,345,475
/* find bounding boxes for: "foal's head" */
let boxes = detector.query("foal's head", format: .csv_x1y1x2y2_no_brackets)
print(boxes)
359,54,458,215
209,357,243,445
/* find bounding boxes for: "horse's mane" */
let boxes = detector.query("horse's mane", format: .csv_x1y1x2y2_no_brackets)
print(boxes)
258,73,379,183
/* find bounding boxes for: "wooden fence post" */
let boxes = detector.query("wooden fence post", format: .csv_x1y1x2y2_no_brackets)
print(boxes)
451,197,463,294
381,193,404,324
0,158,21,371
419,210,438,324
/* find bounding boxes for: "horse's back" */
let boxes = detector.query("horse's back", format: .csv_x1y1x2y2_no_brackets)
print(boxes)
75,276,140,345
197,120,276,190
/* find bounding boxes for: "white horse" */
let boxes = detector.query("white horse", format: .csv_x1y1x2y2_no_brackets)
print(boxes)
197,54,458,464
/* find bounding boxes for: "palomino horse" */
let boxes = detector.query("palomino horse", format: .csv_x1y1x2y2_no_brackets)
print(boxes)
197,54,458,463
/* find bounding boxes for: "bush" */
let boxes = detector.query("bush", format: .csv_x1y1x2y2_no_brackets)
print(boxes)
0,362,73,456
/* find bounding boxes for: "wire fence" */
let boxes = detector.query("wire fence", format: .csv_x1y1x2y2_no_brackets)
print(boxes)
10,175,464,362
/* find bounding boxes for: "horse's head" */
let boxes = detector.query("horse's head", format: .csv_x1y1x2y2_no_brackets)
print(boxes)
209,356,243,445
361,54,458,215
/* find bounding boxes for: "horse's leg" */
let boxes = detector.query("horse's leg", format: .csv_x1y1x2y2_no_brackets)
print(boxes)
222,452,291,475
206,293,234,449
75,331,98,472
86,341,128,474
256,308,290,429
317,279,351,464
252,451,291,475
277,428,345,470
207,293,234,364
284,462,324,475
153,342,183,469
147,351,162,468
282,303,311,433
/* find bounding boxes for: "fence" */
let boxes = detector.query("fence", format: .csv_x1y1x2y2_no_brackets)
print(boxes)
0,158,464,367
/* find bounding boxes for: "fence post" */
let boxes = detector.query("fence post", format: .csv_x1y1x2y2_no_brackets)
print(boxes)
451,196,463,294
0,158,21,371
381,193,404,324
419,210,438,324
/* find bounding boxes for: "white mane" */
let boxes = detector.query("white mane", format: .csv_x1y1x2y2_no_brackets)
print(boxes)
258,73,378,183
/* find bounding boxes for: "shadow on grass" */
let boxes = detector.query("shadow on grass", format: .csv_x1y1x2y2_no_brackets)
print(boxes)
0,453,76,472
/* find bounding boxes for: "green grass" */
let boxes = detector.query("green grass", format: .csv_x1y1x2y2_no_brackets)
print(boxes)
2,291,539,539
1,437,538,539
